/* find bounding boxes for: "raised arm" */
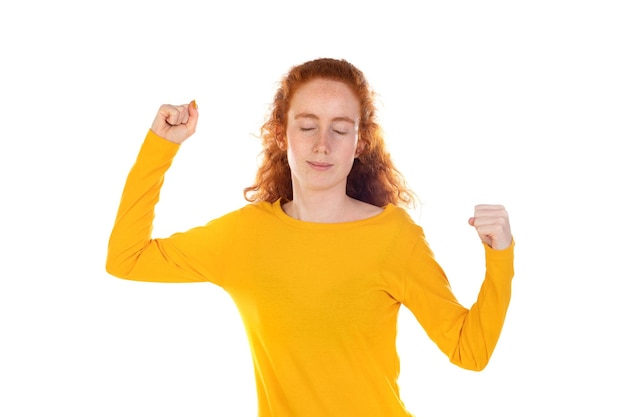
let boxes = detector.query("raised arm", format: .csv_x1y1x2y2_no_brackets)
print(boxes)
403,204,514,371
105,100,214,283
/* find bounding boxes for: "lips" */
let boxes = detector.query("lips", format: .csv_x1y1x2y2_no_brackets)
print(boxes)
307,161,334,170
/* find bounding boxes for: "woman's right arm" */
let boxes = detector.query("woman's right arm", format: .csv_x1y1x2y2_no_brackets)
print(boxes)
105,101,216,283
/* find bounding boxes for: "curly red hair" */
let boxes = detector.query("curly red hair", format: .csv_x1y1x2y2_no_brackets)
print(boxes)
244,58,416,208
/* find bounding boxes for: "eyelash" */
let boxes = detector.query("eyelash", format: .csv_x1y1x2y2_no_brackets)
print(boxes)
299,127,348,136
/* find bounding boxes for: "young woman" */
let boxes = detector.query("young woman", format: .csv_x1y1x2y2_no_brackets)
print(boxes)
107,58,514,417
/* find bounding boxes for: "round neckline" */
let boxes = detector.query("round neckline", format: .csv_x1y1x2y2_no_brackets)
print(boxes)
271,198,395,229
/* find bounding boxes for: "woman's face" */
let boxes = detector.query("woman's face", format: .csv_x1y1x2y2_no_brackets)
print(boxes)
285,78,362,197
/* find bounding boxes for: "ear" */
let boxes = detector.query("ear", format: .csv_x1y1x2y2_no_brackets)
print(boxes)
275,127,287,150
355,141,364,158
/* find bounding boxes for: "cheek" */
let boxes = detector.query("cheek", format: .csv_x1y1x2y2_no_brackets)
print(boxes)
344,136,361,156
285,131,310,153
284,128,299,150
285,143,299,169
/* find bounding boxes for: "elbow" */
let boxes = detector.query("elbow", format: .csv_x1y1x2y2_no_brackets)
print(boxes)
105,252,131,279
453,358,489,372
450,348,491,372
105,264,123,279
465,360,489,372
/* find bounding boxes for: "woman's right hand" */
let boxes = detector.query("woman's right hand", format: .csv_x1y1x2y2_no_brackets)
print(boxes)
150,100,198,144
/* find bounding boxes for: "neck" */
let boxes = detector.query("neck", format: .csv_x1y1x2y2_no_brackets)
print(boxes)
284,188,354,223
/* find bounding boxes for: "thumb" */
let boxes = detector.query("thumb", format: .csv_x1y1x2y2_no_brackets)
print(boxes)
186,99,199,133
468,217,475,226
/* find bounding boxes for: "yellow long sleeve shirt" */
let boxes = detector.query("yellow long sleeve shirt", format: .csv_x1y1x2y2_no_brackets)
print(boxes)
106,131,515,417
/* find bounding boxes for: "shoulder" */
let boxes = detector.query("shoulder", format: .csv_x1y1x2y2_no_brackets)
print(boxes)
350,199,385,221
379,204,431,248
382,204,421,228
198,202,278,238
218,201,275,222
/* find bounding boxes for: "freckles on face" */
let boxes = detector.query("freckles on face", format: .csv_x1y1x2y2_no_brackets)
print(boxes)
283,78,363,192
285,78,361,157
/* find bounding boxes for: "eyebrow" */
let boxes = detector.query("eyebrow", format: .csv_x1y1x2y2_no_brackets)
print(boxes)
294,113,357,124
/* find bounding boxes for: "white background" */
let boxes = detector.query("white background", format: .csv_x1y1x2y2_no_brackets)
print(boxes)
1,1,624,416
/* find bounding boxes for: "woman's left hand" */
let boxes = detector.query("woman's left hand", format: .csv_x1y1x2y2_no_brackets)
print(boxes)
468,204,513,250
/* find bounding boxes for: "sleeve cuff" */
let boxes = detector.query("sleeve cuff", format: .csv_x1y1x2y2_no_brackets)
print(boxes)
145,129,181,150
483,238,515,261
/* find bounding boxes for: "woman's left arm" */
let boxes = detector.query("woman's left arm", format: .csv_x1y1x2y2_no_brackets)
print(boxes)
403,205,514,371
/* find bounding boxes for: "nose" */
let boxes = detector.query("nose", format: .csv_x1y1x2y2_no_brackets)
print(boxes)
313,129,331,154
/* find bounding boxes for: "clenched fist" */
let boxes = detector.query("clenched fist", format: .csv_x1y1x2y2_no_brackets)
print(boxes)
468,204,512,250
150,100,199,144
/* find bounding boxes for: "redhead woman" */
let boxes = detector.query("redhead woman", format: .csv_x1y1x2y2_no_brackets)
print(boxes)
107,58,514,417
